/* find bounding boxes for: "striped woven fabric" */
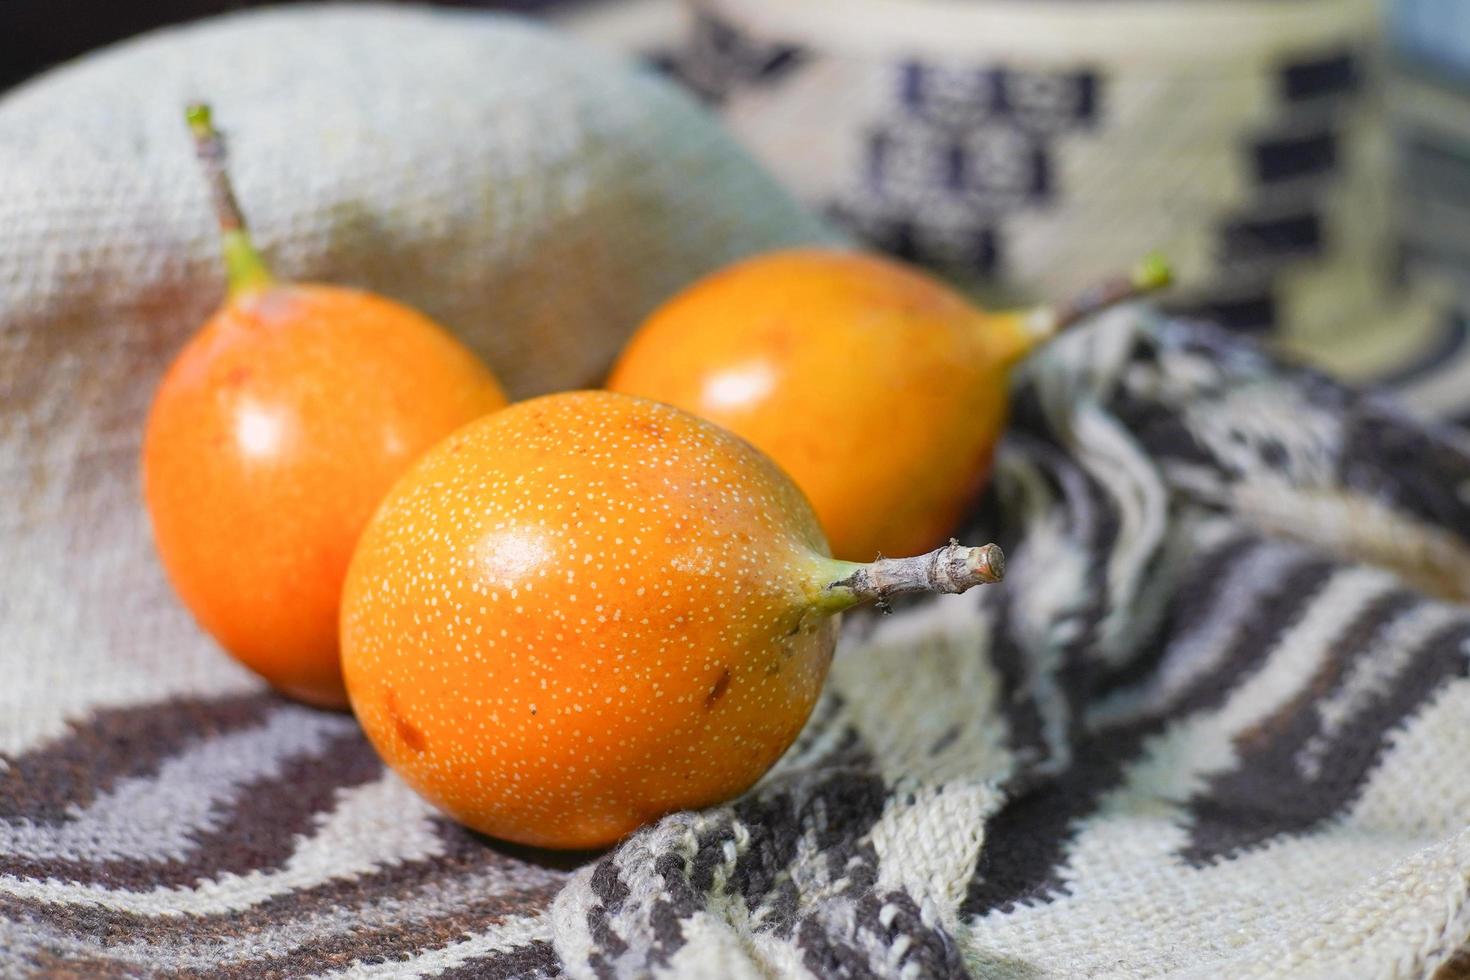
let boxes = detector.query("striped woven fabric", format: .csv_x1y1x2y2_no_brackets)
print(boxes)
4,309,1469,977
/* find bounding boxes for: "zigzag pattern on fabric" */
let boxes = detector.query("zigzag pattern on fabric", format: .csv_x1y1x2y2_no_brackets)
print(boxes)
5,314,1470,978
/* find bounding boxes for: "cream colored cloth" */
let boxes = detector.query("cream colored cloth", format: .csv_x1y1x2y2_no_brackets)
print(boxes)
4,6,1470,980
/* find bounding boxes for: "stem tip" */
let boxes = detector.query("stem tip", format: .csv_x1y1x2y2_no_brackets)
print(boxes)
185,102,214,139
1132,252,1173,293
970,542,1005,585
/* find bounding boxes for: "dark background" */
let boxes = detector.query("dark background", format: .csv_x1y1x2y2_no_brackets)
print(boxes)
0,0,570,93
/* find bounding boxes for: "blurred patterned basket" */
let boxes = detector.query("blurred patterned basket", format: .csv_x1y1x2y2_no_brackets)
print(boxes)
668,0,1453,378
1390,0,1470,297
1391,0,1470,85
1376,0,1470,420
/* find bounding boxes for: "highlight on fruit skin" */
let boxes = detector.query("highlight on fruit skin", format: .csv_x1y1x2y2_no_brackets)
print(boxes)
142,103,508,707
606,247,1172,564
339,391,1004,849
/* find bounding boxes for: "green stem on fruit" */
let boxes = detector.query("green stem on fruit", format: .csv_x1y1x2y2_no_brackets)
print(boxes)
185,103,274,298
813,540,1005,615
1014,252,1173,357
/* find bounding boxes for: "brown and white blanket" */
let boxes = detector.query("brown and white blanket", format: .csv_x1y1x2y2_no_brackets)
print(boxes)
6,310,1470,978
3,7,1470,978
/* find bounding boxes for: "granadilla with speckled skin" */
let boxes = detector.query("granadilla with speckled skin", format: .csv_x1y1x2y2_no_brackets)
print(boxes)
340,391,1004,849
143,105,507,707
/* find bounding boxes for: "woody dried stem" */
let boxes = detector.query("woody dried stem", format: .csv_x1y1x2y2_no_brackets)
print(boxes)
185,102,274,297
817,541,1005,613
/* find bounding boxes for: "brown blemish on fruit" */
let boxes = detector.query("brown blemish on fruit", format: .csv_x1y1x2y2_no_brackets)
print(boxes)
384,688,426,753
704,668,731,709
394,715,427,753
626,414,668,440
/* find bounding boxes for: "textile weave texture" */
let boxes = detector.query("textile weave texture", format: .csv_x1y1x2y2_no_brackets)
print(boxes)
5,5,1470,978
5,311,1470,978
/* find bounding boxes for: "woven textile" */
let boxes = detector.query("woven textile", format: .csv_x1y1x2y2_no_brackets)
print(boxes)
6,5,1470,979
5,309,1470,977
